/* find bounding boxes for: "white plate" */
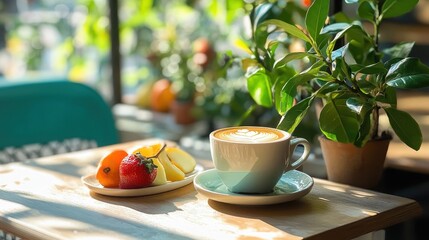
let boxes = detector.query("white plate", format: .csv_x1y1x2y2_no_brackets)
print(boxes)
194,169,313,205
82,164,203,197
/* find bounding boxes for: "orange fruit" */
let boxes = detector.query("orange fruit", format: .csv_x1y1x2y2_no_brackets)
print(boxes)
132,142,165,157
96,149,128,188
150,79,175,112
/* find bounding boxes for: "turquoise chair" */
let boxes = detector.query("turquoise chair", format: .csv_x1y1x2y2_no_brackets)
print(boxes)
0,79,119,164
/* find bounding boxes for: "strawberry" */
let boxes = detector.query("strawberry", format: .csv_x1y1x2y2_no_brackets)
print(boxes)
119,152,158,189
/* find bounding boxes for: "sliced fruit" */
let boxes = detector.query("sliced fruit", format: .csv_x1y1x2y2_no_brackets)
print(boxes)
158,150,185,181
151,157,167,185
96,149,128,188
133,143,167,186
166,147,196,174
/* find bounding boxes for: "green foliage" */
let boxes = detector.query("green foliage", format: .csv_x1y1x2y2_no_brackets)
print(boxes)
243,0,429,150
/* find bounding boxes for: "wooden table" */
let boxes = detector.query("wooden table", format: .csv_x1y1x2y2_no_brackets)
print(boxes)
0,140,422,240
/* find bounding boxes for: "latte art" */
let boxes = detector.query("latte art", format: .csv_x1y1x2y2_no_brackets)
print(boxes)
215,128,283,142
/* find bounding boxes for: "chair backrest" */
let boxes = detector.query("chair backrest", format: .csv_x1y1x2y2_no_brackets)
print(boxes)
0,79,119,163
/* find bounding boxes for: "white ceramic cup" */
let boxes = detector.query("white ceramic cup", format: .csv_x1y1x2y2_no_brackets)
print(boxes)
210,126,311,194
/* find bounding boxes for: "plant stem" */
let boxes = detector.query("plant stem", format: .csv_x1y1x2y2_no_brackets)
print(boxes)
371,107,380,139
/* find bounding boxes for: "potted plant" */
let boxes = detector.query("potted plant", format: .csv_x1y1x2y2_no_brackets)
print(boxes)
243,0,429,188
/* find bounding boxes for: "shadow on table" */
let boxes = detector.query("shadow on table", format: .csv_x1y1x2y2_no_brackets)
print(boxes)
0,189,193,239
88,184,199,215
207,195,330,239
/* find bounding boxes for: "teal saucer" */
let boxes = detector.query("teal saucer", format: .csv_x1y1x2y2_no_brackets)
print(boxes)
193,169,314,205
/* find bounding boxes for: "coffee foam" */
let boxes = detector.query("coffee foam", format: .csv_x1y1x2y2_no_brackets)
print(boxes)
215,128,282,142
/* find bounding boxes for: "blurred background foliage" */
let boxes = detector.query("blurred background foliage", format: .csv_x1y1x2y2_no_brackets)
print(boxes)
2,0,426,133
0,0,311,128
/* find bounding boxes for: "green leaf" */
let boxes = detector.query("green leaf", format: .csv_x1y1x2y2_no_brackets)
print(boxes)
326,25,360,58
356,62,387,75
251,3,274,29
305,0,330,44
346,97,373,115
254,27,270,50
320,23,351,35
331,44,348,61
262,19,311,43
319,99,360,143
384,107,422,150
354,109,372,147
315,82,340,95
382,0,418,19
247,70,273,108
277,96,314,133
386,58,429,89
375,86,397,108
358,1,375,22
281,73,315,112
303,60,326,75
383,42,415,59
345,0,358,3
315,71,336,82
273,67,296,115
332,57,351,80
274,52,320,68
356,77,377,94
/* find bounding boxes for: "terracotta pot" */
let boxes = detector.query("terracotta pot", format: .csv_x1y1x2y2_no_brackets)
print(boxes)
318,136,391,189
171,100,196,125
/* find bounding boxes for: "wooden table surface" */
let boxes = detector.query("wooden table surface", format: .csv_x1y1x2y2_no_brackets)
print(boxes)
0,139,422,240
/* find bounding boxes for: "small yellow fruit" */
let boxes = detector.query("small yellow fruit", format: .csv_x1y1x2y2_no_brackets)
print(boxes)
166,147,196,174
135,81,154,108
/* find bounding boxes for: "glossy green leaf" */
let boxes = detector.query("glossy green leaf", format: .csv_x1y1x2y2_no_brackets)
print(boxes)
315,71,336,82
356,62,387,75
354,108,372,147
321,23,351,35
386,58,429,89
251,3,274,29
331,44,348,61
319,99,360,143
383,42,414,59
332,57,351,80
281,73,315,111
356,76,377,94
345,0,358,3
382,0,418,19
384,107,422,150
346,97,373,115
347,38,372,65
262,19,311,43
305,0,330,44
358,1,375,22
274,52,320,69
303,60,326,75
273,67,296,115
277,96,314,133
327,25,360,58
315,82,340,96
375,86,397,108
247,71,273,108
254,27,270,50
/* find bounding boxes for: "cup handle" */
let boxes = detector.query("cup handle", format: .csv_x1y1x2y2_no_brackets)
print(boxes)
285,137,311,172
